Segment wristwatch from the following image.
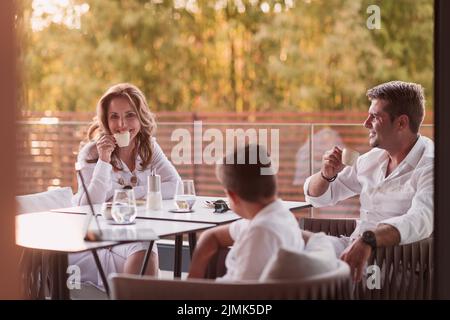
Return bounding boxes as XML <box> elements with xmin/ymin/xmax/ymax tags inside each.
<box><xmin>361</xmin><ymin>230</ymin><xmax>377</xmax><ymax>251</ymax></box>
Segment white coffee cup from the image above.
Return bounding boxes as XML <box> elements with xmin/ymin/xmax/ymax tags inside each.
<box><xmin>342</xmin><ymin>148</ymin><xmax>360</xmax><ymax>166</ymax></box>
<box><xmin>114</xmin><ymin>131</ymin><xmax>130</xmax><ymax>148</ymax></box>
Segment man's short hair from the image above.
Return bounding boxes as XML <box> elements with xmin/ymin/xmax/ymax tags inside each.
<box><xmin>216</xmin><ymin>144</ymin><xmax>277</xmax><ymax>202</ymax></box>
<box><xmin>366</xmin><ymin>81</ymin><xmax>425</xmax><ymax>134</ymax></box>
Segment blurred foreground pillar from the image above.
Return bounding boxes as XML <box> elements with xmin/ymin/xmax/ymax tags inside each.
<box><xmin>0</xmin><ymin>0</ymin><xmax>21</xmax><ymax>299</ymax></box>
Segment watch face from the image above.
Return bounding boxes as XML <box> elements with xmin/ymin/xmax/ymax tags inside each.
<box><xmin>363</xmin><ymin>231</ymin><xmax>372</xmax><ymax>240</ymax></box>
<box><xmin>363</xmin><ymin>231</ymin><xmax>376</xmax><ymax>248</ymax></box>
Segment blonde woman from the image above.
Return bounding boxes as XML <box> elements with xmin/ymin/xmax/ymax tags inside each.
<box><xmin>71</xmin><ymin>83</ymin><xmax>181</xmax><ymax>289</ymax></box>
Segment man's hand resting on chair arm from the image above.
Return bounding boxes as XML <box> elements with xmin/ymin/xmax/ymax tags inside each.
<box><xmin>340</xmin><ymin>224</ymin><xmax>401</xmax><ymax>282</ymax></box>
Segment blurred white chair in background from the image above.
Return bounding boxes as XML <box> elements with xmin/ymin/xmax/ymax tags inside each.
<box><xmin>16</xmin><ymin>187</ymin><xmax>74</xmax><ymax>214</ymax></box>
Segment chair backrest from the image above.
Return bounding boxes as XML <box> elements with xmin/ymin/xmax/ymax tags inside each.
<box><xmin>300</xmin><ymin>217</ymin><xmax>357</xmax><ymax>237</ymax></box>
<box><xmin>109</xmin><ymin>260</ymin><xmax>351</xmax><ymax>300</ymax></box>
<box><xmin>16</xmin><ymin>187</ymin><xmax>73</xmax><ymax>214</ymax></box>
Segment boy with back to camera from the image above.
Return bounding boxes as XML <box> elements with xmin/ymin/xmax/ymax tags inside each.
<box><xmin>188</xmin><ymin>144</ymin><xmax>305</xmax><ymax>281</ymax></box>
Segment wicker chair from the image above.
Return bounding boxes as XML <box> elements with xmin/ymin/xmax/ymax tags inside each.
<box><xmin>300</xmin><ymin>217</ymin><xmax>433</xmax><ymax>299</ymax></box>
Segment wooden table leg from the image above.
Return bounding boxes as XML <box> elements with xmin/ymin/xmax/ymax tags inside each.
<box><xmin>174</xmin><ymin>235</ymin><xmax>182</xmax><ymax>278</ymax></box>
<box><xmin>188</xmin><ymin>232</ymin><xmax>197</xmax><ymax>258</ymax></box>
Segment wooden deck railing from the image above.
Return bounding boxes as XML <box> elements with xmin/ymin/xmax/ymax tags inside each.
<box><xmin>17</xmin><ymin>111</ymin><xmax>434</xmax><ymax>218</ymax></box>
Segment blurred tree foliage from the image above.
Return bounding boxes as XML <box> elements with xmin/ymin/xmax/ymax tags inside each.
<box><xmin>18</xmin><ymin>0</ymin><xmax>433</xmax><ymax>113</ymax></box>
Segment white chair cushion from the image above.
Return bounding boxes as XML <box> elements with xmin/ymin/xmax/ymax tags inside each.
<box><xmin>16</xmin><ymin>187</ymin><xmax>74</xmax><ymax>214</ymax></box>
<box><xmin>259</xmin><ymin>232</ymin><xmax>339</xmax><ymax>281</ymax></box>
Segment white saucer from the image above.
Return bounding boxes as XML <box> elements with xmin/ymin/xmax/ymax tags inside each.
<box><xmin>107</xmin><ymin>221</ymin><xmax>136</xmax><ymax>225</ymax></box>
<box><xmin>169</xmin><ymin>209</ymin><xmax>194</xmax><ymax>213</ymax></box>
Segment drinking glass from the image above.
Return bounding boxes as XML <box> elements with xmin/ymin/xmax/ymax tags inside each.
<box><xmin>174</xmin><ymin>180</ymin><xmax>196</xmax><ymax>211</ymax></box>
<box><xmin>111</xmin><ymin>189</ymin><xmax>138</xmax><ymax>224</ymax></box>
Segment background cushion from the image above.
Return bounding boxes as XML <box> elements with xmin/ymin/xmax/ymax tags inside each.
<box><xmin>16</xmin><ymin>187</ymin><xmax>74</xmax><ymax>214</ymax></box>
<box><xmin>259</xmin><ymin>232</ymin><xmax>338</xmax><ymax>281</ymax></box>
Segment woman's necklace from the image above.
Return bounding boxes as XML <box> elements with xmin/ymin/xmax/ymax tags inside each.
<box><xmin>118</xmin><ymin>174</ymin><xmax>138</xmax><ymax>188</ymax></box>
<box><xmin>117</xmin><ymin>146</ymin><xmax>138</xmax><ymax>187</ymax></box>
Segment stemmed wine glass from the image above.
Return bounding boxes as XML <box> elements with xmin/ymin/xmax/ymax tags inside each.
<box><xmin>111</xmin><ymin>188</ymin><xmax>138</xmax><ymax>224</ymax></box>
<box><xmin>174</xmin><ymin>180</ymin><xmax>196</xmax><ymax>212</ymax></box>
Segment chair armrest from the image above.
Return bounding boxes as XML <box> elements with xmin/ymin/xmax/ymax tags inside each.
<box><xmin>299</xmin><ymin>218</ymin><xmax>433</xmax><ymax>299</ymax></box>
<box><xmin>357</xmin><ymin>236</ymin><xmax>433</xmax><ymax>299</ymax></box>
<box><xmin>300</xmin><ymin>218</ymin><xmax>357</xmax><ymax>237</ymax></box>
<box><xmin>205</xmin><ymin>247</ymin><xmax>230</xmax><ymax>279</ymax></box>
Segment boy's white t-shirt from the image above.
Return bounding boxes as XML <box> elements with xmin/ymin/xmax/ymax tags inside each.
<box><xmin>218</xmin><ymin>199</ymin><xmax>304</xmax><ymax>281</ymax></box>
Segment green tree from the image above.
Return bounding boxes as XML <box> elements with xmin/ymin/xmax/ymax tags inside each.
<box><xmin>19</xmin><ymin>0</ymin><xmax>433</xmax><ymax>113</ymax></box>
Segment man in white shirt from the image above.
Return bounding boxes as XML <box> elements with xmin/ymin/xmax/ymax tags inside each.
<box><xmin>189</xmin><ymin>144</ymin><xmax>304</xmax><ymax>281</ymax></box>
<box><xmin>304</xmin><ymin>81</ymin><xmax>433</xmax><ymax>282</ymax></box>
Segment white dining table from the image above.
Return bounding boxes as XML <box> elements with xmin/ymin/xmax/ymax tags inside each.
<box><xmin>16</xmin><ymin>211</ymin><xmax>214</xmax><ymax>299</ymax></box>
<box><xmin>51</xmin><ymin>196</ymin><xmax>311</xmax><ymax>225</ymax></box>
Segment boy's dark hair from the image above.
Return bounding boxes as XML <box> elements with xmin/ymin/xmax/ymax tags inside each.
<box><xmin>216</xmin><ymin>144</ymin><xmax>277</xmax><ymax>202</ymax></box>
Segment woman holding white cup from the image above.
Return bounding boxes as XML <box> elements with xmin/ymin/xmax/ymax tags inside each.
<box><xmin>72</xmin><ymin>83</ymin><xmax>181</xmax><ymax>289</ymax></box>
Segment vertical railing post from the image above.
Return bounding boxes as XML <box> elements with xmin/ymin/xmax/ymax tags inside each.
<box><xmin>192</xmin><ymin>112</ymin><xmax>199</xmax><ymax>191</ymax></box>
<box><xmin>309</xmin><ymin>124</ymin><xmax>314</xmax><ymax>177</ymax></box>
<box><xmin>309</xmin><ymin>124</ymin><xmax>314</xmax><ymax>218</ymax></box>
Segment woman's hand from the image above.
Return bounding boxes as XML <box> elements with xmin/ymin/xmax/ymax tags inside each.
<box><xmin>96</xmin><ymin>135</ymin><xmax>116</xmax><ymax>163</ymax></box>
